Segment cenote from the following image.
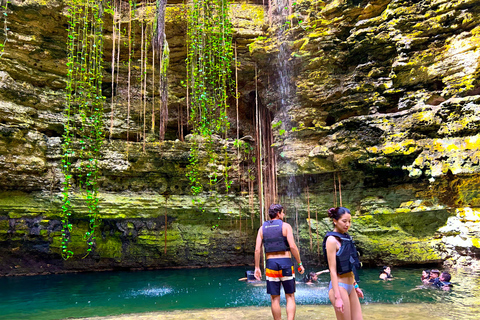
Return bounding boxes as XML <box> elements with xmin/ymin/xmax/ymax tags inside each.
<box><xmin>2</xmin><ymin>1</ymin><xmax>480</xmax><ymax>320</ymax></box>
<box><xmin>1</xmin><ymin>267</ymin><xmax>480</xmax><ymax>320</ymax></box>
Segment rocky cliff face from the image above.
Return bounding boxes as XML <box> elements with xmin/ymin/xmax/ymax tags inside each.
<box><xmin>0</xmin><ymin>0</ymin><xmax>479</xmax><ymax>276</ymax></box>
<box><xmin>253</xmin><ymin>0</ymin><xmax>480</xmax><ymax>268</ymax></box>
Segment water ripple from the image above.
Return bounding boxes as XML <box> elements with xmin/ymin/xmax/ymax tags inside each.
<box><xmin>128</xmin><ymin>286</ymin><xmax>174</xmax><ymax>298</ymax></box>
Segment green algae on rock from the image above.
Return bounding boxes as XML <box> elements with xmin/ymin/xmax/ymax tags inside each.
<box><xmin>0</xmin><ymin>0</ymin><xmax>479</xmax><ymax>275</ymax></box>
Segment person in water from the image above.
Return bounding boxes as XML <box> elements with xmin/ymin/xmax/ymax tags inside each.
<box><xmin>421</xmin><ymin>269</ymin><xmax>430</xmax><ymax>283</ymax></box>
<box><xmin>254</xmin><ymin>204</ymin><xmax>305</xmax><ymax>320</ymax></box>
<box><xmin>433</xmin><ymin>271</ymin><xmax>452</xmax><ymax>290</ymax></box>
<box><xmin>428</xmin><ymin>269</ymin><xmax>440</xmax><ymax>283</ymax></box>
<box><xmin>238</xmin><ymin>270</ymin><xmax>259</xmax><ymax>282</ymax></box>
<box><xmin>323</xmin><ymin>207</ymin><xmax>363</xmax><ymax>320</ymax></box>
<box><xmin>379</xmin><ymin>266</ymin><xmax>393</xmax><ymax>280</ymax></box>
<box><xmin>302</xmin><ymin>269</ymin><xmax>330</xmax><ymax>284</ymax></box>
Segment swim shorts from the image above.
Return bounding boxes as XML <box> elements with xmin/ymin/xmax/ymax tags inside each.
<box><xmin>265</xmin><ymin>258</ymin><xmax>295</xmax><ymax>295</ymax></box>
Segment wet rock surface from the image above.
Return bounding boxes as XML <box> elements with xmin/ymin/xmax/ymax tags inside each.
<box><xmin>0</xmin><ymin>0</ymin><xmax>479</xmax><ymax>275</ymax></box>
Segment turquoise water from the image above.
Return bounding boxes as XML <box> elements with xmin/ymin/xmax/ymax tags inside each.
<box><xmin>0</xmin><ymin>267</ymin><xmax>478</xmax><ymax>319</ymax></box>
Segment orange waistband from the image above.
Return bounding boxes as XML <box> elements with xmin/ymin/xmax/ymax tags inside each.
<box><xmin>338</xmin><ymin>271</ymin><xmax>354</xmax><ymax>278</ymax></box>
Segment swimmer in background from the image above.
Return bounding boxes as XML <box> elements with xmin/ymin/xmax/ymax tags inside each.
<box><xmin>410</xmin><ymin>269</ymin><xmax>443</xmax><ymax>292</ymax></box>
<box><xmin>239</xmin><ymin>270</ymin><xmax>259</xmax><ymax>282</ymax></box>
<box><xmin>302</xmin><ymin>269</ymin><xmax>330</xmax><ymax>285</ymax></box>
<box><xmin>433</xmin><ymin>271</ymin><xmax>452</xmax><ymax>291</ymax></box>
<box><xmin>379</xmin><ymin>266</ymin><xmax>393</xmax><ymax>280</ymax></box>
<box><xmin>421</xmin><ymin>270</ymin><xmax>430</xmax><ymax>284</ymax></box>
<box><xmin>428</xmin><ymin>269</ymin><xmax>440</xmax><ymax>283</ymax></box>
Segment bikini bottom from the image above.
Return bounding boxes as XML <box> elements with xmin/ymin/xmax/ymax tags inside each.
<box><xmin>328</xmin><ymin>281</ymin><xmax>354</xmax><ymax>295</ymax></box>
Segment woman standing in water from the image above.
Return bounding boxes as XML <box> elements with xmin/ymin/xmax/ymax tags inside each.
<box><xmin>323</xmin><ymin>207</ymin><xmax>364</xmax><ymax>320</ymax></box>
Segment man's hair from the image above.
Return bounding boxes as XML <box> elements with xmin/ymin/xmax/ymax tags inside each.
<box><xmin>441</xmin><ymin>272</ymin><xmax>451</xmax><ymax>282</ymax></box>
<box><xmin>268</xmin><ymin>204</ymin><xmax>283</xmax><ymax>219</ymax></box>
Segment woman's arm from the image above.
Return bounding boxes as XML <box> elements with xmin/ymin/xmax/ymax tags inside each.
<box><xmin>354</xmin><ymin>280</ymin><xmax>364</xmax><ymax>298</ymax></box>
<box><xmin>326</xmin><ymin>236</ymin><xmax>344</xmax><ymax>313</ymax></box>
<box><xmin>315</xmin><ymin>269</ymin><xmax>330</xmax><ymax>275</ymax></box>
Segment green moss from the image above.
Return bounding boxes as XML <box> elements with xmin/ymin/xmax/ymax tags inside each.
<box><xmin>18</xmin><ymin>0</ymin><xmax>51</xmax><ymax>5</ymax></box>
<box><xmin>50</xmin><ymin>221</ymin><xmax>91</xmax><ymax>255</ymax></box>
<box><xmin>235</xmin><ymin>3</ymin><xmax>265</xmax><ymax>25</ymax></box>
<box><xmin>0</xmin><ymin>192</ymin><xmax>47</xmax><ymax>218</ymax></box>
<box><xmin>96</xmin><ymin>237</ymin><xmax>123</xmax><ymax>260</ymax></box>
<box><xmin>165</xmin><ymin>6</ymin><xmax>187</xmax><ymax>24</ymax></box>
<box><xmin>0</xmin><ymin>220</ymin><xmax>8</xmax><ymax>241</ymax></box>
<box><xmin>0</xmin><ymin>220</ymin><xmax>9</xmax><ymax>230</ymax></box>
<box><xmin>358</xmin><ymin>233</ymin><xmax>443</xmax><ymax>263</ymax></box>
<box><xmin>371</xmin><ymin>210</ymin><xmax>451</xmax><ymax>237</ymax></box>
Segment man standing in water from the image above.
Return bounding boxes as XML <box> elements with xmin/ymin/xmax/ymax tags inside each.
<box><xmin>254</xmin><ymin>204</ymin><xmax>305</xmax><ymax>320</ymax></box>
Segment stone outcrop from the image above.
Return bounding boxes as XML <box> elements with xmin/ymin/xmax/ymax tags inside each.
<box><xmin>251</xmin><ymin>0</ymin><xmax>480</xmax><ymax>268</ymax></box>
<box><xmin>0</xmin><ymin>0</ymin><xmax>479</xmax><ymax>276</ymax></box>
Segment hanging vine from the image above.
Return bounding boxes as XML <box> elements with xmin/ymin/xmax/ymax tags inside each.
<box><xmin>62</xmin><ymin>0</ymin><xmax>107</xmax><ymax>259</ymax></box>
<box><xmin>108</xmin><ymin>0</ymin><xmax>119</xmax><ymax>139</ymax></box>
<box><xmin>186</xmin><ymin>0</ymin><xmax>233</xmax><ymax>199</ymax></box>
<box><xmin>306</xmin><ymin>184</ymin><xmax>312</xmax><ymax>251</ymax></box>
<box><xmin>59</xmin><ymin>0</ymin><xmax>175</xmax><ymax>258</ymax></box>
<box><xmin>0</xmin><ymin>0</ymin><xmax>9</xmax><ymax>58</ymax></box>
<box><xmin>126</xmin><ymin>0</ymin><xmax>135</xmax><ymax>151</ymax></box>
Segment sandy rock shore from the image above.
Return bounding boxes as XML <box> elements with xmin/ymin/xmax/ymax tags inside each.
<box><xmin>73</xmin><ymin>303</ymin><xmax>464</xmax><ymax>320</ymax></box>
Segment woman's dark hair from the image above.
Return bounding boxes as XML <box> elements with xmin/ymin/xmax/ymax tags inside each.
<box><xmin>327</xmin><ymin>207</ymin><xmax>351</xmax><ymax>220</ymax></box>
<box><xmin>268</xmin><ymin>204</ymin><xmax>284</xmax><ymax>219</ymax></box>
<box><xmin>304</xmin><ymin>272</ymin><xmax>316</xmax><ymax>283</ymax></box>
<box><xmin>380</xmin><ymin>266</ymin><xmax>389</xmax><ymax>274</ymax></box>
<box><xmin>421</xmin><ymin>269</ymin><xmax>430</xmax><ymax>280</ymax></box>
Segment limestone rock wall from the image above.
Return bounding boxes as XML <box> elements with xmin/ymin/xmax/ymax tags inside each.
<box><xmin>252</xmin><ymin>0</ymin><xmax>480</xmax><ymax>268</ymax></box>
<box><xmin>0</xmin><ymin>0</ymin><xmax>263</xmax><ymax>276</ymax></box>
<box><xmin>0</xmin><ymin>0</ymin><xmax>479</xmax><ymax>276</ymax></box>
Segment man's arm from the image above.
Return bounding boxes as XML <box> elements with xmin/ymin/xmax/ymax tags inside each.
<box><xmin>254</xmin><ymin>227</ymin><xmax>263</xmax><ymax>280</ymax></box>
<box><xmin>284</xmin><ymin>223</ymin><xmax>305</xmax><ymax>274</ymax></box>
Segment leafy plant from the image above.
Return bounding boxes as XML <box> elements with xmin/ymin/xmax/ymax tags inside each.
<box><xmin>272</xmin><ymin>120</ymin><xmax>283</xmax><ymax>129</ymax></box>
<box><xmin>0</xmin><ymin>0</ymin><xmax>10</xmax><ymax>58</ymax></box>
<box><xmin>62</xmin><ymin>0</ymin><xmax>106</xmax><ymax>259</ymax></box>
<box><xmin>186</xmin><ymin>0</ymin><xmax>234</xmax><ymax>198</ymax></box>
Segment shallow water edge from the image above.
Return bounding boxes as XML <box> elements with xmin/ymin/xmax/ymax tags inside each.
<box><xmin>76</xmin><ymin>303</ymin><xmax>480</xmax><ymax>320</ymax></box>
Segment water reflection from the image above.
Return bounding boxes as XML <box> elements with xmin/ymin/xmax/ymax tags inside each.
<box><xmin>0</xmin><ymin>267</ymin><xmax>478</xmax><ymax>320</ymax></box>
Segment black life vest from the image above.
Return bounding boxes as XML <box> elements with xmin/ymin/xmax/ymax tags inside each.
<box><xmin>262</xmin><ymin>219</ymin><xmax>290</xmax><ymax>253</ymax></box>
<box><xmin>322</xmin><ymin>231</ymin><xmax>361</xmax><ymax>280</ymax></box>
<box><xmin>433</xmin><ymin>278</ymin><xmax>451</xmax><ymax>287</ymax></box>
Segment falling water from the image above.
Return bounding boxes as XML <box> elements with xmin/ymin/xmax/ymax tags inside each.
<box><xmin>269</xmin><ymin>0</ymin><xmax>293</xmax><ymax>112</ymax></box>
<box><xmin>267</xmin><ymin>1</ymin><xmax>303</xmax><ymax>239</ymax></box>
